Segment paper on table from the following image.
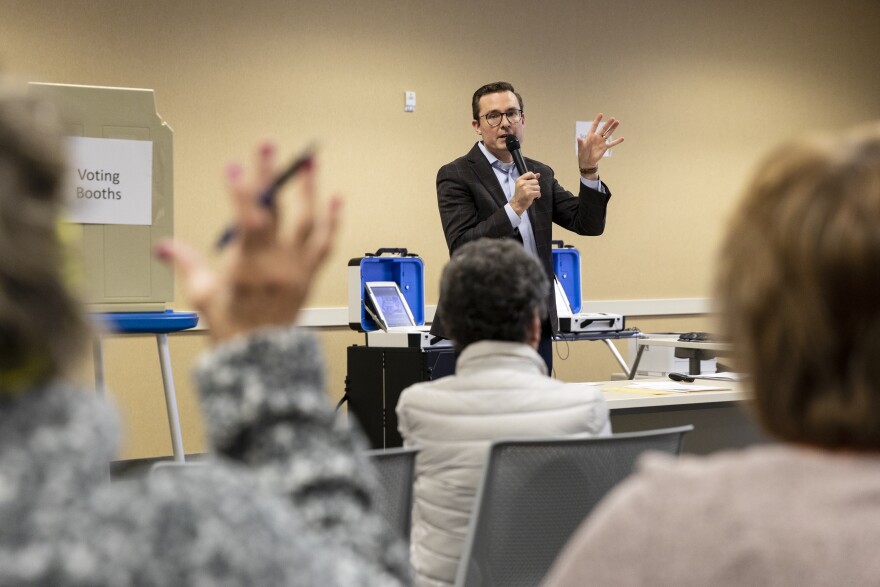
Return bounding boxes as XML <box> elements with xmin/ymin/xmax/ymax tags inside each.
<box><xmin>692</xmin><ymin>372</ymin><xmax>742</xmax><ymax>381</ymax></box>
<box><xmin>602</xmin><ymin>387</ymin><xmax>686</xmax><ymax>396</ymax></box>
<box><xmin>629</xmin><ymin>382</ymin><xmax>730</xmax><ymax>393</ymax></box>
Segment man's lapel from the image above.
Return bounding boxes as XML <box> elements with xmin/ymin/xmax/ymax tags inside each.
<box><xmin>466</xmin><ymin>143</ymin><xmax>508</xmax><ymax>208</ymax></box>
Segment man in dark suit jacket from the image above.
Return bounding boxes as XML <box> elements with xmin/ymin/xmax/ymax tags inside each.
<box><xmin>431</xmin><ymin>81</ymin><xmax>624</xmax><ymax>372</ymax></box>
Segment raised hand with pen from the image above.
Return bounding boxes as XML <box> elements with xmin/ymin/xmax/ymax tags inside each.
<box><xmin>155</xmin><ymin>142</ymin><xmax>341</xmax><ymax>341</ymax></box>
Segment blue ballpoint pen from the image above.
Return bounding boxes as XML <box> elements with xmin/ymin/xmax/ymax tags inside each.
<box><xmin>215</xmin><ymin>143</ymin><xmax>317</xmax><ymax>249</ymax></box>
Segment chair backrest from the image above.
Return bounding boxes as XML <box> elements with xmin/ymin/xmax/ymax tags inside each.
<box><xmin>364</xmin><ymin>446</ymin><xmax>419</xmax><ymax>541</ymax></box>
<box><xmin>454</xmin><ymin>426</ymin><xmax>693</xmax><ymax>587</ymax></box>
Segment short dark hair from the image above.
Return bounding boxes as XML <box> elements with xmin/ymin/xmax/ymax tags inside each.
<box><xmin>715</xmin><ymin>123</ymin><xmax>880</xmax><ymax>450</ymax></box>
<box><xmin>438</xmin><ymin>238</ymin><xmax>547</xmax><ymax>350</ymax></box>
<box><xmin>472</xmin><ymin>82</ymin><xmax>524</xmax><ymax>121</ymax></box>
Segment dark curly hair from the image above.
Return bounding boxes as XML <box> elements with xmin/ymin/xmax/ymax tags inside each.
<box><xmin>438</xmin><ymin>238</ymin><xmax>547</xmax><ymax>350</ymax></box>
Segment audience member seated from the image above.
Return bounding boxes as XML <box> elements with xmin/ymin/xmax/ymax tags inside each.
<box><xmin>396</xmin><ymin>238</ymin><xmax>611</xmax><ymax>587</ymax></box>
<box><xmin>0</xmin><ymin>83</ymin><xmax>409</xmax><ymax>585</ymax></box>
<box><xmin>544</xmin><ymin>123</ymin><xmax>880</xmax><ymax>586</ymax></box>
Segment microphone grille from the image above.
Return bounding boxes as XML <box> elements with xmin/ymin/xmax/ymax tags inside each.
<box><xmin>505</xmin><ymin>135</ymin><xmax>521</xmax><ymax>152</ymax></box>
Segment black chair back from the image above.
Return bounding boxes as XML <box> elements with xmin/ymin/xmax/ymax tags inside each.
<box><xmin>455</xmin><ymin>426</ymin><xmax>693</xmax><ymax>587</ymax></box>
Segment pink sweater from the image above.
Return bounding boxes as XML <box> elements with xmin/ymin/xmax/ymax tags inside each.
<box><xmin>545</xmin><ymin>444</ymin><xmax>880</xmax><ymax>586</ymax></box>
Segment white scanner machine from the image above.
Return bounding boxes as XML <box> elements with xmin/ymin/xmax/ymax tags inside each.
<box><xmin>552</xmin><ymin>242</ymin><xmax>624</xmax><ymax>334</ymax></box>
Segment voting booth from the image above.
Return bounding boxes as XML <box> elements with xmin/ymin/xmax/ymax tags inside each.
<box><xmin>30</xmin><ymin>83</ymin><xmax>196</xmax><ymax>461</ymax></box>
<box><xmin>30</xmin><ymin>82</ymin><xmax>174</xmax><ymax>310</ymax></box>
<box><xmin>346</xmin><ymin>248</ymin><xmax>454</xmax><ymax>448</ymax></box>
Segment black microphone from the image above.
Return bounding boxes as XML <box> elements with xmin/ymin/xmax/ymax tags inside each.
<box><xmin>505</xmin><ymin>135</ymin><xmax>528</xmax><ymax>175</ymax></box>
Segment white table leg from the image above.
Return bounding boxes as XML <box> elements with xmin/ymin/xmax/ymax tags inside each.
<box><xmin>601</xmin><ymin>338</ymin><xmax>631</xmax><ymax>374</ymax></box>
<box><xmin>93</xmin><ymin>339</ymin><xmax>105</xmax><ymax>396</ymax></box>
<box><xmin>156</xmin><ymin>333</ymin><xmax>185</xmax><ymax>463</ymax></box>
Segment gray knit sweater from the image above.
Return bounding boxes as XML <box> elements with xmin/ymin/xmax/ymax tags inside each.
<box><xmin>0</xmin><ymin>327</ymin><xmax>410</xmax><ymax>586</ymax></box>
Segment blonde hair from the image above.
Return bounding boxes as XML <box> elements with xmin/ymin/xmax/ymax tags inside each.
<box><xmin>715</xmin><ymin>123</ymin><xmax>880</xmax><ymax>449</ymax></box>
<box><xmin>0</xmin><ymin>85</ymin><xmax>89</xmax><ymax>391</ymax></box>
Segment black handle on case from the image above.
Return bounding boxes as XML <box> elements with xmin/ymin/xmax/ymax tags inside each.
<box><xmin>551</xmin><ymin>240</ymin><xmax>574</xmax><ymax>249</ymax></box>
<box><xmin>367</xmin><ymin>247</ymin><xmax>417</xmax><ymax>257</ymax></box>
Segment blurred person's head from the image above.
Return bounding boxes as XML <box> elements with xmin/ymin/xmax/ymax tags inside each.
<box><xmin>439</xmin><ymin>238</ymin><xmax>547</xmax><ymax>351</ymax></box>
<box><xmin>0</xmin><ymin>85</ymin><xmax>88</xmax><ymax>392</ymax></box>
<box><xmin>715</xmin><ymin>123</ymin><xmax>880</xmax><ymax>451</ymax></box>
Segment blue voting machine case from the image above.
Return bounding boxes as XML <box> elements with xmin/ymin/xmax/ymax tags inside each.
<box><xmin>346</xmin><ymin>247</ymin><xmax>455</xmax><ymax>448</ymax></box>
<box><xmin>552</xmin><ymin>241</ymin><xmax>582</xmax><ymax>313</ymax></box>
<box><xmin>347</xmin><ymin>247</ymin><xmax>426</xmax><ymax>332</ymax></box>
<box><xmin>551</xmin><ymin>240</ymin><xmax>625</xmax><ymax>333</ymax></box>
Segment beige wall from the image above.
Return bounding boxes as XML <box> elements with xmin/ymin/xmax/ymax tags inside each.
<box><xmin>4</xmin><ymin>0</ymin><xmax>879</xmax><ymax>459</ymax></box>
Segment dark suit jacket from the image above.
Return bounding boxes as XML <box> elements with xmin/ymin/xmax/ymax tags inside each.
<box><xmin>431</xmin><ymin>142</ymin><xmax>611</xmax><ymax>339</ymax></box>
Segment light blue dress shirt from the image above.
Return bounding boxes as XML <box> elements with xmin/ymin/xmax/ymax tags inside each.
<box><xmin>477</xmin><ymin>141</ymin><xmax>603</xmax><ymax>259</ymax></box>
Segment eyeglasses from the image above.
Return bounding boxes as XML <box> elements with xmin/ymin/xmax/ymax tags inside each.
<box><xmin>480</xmin><ymin>109</ymin><xmax>523</xmax><ymax>127</ymax></box>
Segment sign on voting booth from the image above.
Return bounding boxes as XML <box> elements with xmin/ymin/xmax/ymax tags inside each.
<box><xmin>65</xmin><ymin>136</ymin><xmax>153</xmax><ymax>226</ymax></box>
